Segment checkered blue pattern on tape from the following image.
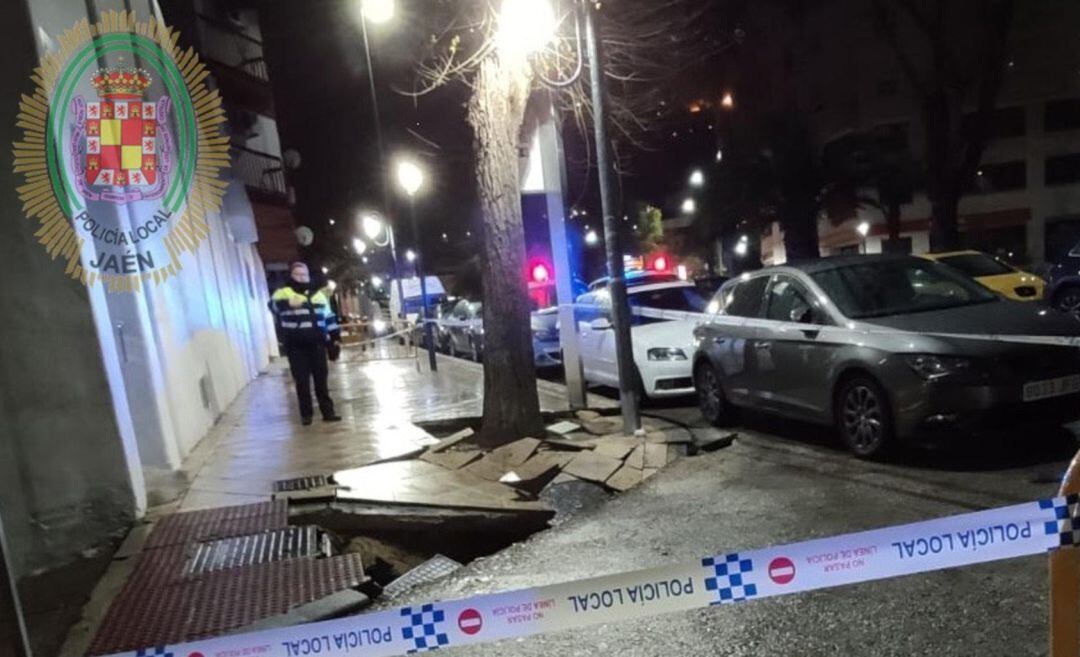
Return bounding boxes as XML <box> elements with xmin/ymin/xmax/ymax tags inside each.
<box><xmin>702</xmin><ymin>553</ymin><xmax>757</xmax><ymax>605</ymax></box>
<box><xmin>401</xmin><ymin>603</ymin><xmax>449</xmax><ymax>653</ymax></box>
<box><xmin>1040</xmin><ymin>494</ymin><xmax>1080</xmax><ymax>548</ymax></box>
<box><xmin>136</xmin><ymin>648</ymin><xmax>172</xmax><ymax>657</ymax></box>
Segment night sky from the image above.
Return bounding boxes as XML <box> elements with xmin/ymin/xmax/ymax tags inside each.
<box><xmin>257</xmin><ymin>0</ymin><xmax>736</xmax><ymax>285</ymax></box>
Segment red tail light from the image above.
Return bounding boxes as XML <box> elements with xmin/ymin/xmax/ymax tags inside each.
<box><xmin>531</xmin><ymin>263</ymin><xmax>550</xmax><ymax>283</ymax></box>
<box><xmin>651</xmin><ymin>255</ymin><xmax>669</xmax><ymax>271</ymax></box>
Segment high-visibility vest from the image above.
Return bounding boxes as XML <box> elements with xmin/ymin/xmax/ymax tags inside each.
<box><xmin>270</xmin><ymin>286</ymin><xmax>340</xmax><ymax>343</ymax></box>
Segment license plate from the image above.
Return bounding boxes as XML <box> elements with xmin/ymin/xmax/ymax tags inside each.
<box><xmin>1023</xmin><ymin>375</ymin><xmax>1080</xmax><ymax>402</ymax></box>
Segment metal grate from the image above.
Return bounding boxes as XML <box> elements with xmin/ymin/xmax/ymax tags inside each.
<box><xmin>382</xmin><ymin>555</ymin><xmax>462</xmax><ymax>598</ymax></box>
<box><xmin>273</xmin><ymin>475</ymin><xmax>330</xmax><ymax>492</ymax></box>
<box><xmin>183</xmin><ymin>526</ymin><xmax>325</xmax><ymax>576</ymax></box>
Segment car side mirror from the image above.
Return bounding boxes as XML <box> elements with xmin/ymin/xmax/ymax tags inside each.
<box><xmin>589</xmin><ymin>317</ymin><xmax>613</xmax><ymax>330</ymax></box>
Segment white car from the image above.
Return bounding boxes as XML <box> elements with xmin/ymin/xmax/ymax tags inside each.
<box><xmin>574</xmin><ymin>280</ymin><xmax>707</xmax><ymax>398</ymax></box>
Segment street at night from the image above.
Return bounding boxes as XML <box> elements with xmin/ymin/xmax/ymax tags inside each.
<box><xmin>4</xmin><ymin>0</ymin><xmax>1080</xmax><ymax>656</ymax></box>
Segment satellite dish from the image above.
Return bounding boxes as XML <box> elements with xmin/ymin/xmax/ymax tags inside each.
<box><xmin>295</xmin><ymin>226</ymin><xmax>314</xmax><ymax>246</ymax></box>
<box><xmin>284</xmin><ymin>148</ymin><xmax>302</xmax><ymax>170</ymax></box>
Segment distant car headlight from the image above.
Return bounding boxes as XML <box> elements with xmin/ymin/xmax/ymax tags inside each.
<box><xmin>372</xmin><ymin>319</ymin><xmax>387</xmax><ymax>333</ymax></box>
<box><xmin>706</xmin><ymin>300</ymin><xmax>721</xmax><ymax>314</ymax></box>
<box><xmin>648</xmin><ymin>347</ymin><xmax>688</xmax><ymax>361</ymax></box>
<box><xmin>905</xmin><ymin>354</ymin><xmax>971</xmax><ymax>380</ymax></box>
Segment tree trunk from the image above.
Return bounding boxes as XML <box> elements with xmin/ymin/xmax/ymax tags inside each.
<box><xmin>886</xmin><ymin>203</ymin><xmax>901</xmax><ymax>242</ymax></box>
<box><xmin>780</xmin><ymin>199</ymin><xmax>821</xmax><ymax>262</ymax></box>
<box><xmin>466</xmin><ymin>54</ymin><xmax>545</xmax><ymax>448</ymax></box>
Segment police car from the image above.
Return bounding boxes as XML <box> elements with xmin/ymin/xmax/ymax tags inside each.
<box><xmin>574</xmin><ymin>271</ymin><xmax>708</xmax><ymax>398</ymax></box>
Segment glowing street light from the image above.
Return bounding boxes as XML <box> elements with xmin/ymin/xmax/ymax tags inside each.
<box><xmin>497</xmin><ymin>0</ymin><xmax>556</xmax><ymax>56</ymax></box>
<box><xmin>681</xmin><ymin>198</ymin><xmax>697</xmax><ymax>215</ymax></box>
<box><xmin>321</xmin><ymin>266</ymin><xmax>329</xmax><ymax>274</ymax></box>
<box><xmin>689</xmin><ymin>169</ymin><xmax>705</xmax><ymax>187</ymax></box>
<box><xmin>405</xmin><ymin>249</ymin><xmax>417</xmax><ymax>263</ymax></box>
<box><xmin>352</xmin><ymin>237</ymin><xmax>368</xmax><ymax>255</ymax></box>
<box><xmin>721</xmin><ymin>91</ymin><xmax>735</xmax><ymax>109</ymax></box>
<box><xmin>371</xmin><ymin>275</ymin><xmax>384</xmax><ymax>288</ymax></box>
<box><xmin>715</xmin><ymin>148</ymin><xmax>723</xmax><ymax>163</ymax></box>
<box><xmin>362</xmin><ymin>213</ymin><xmax>384</xmax><ymax>240</ymax></box>
<box><xmin>360</xmin><ymin>0</ymin><xmax>394</xmax><ymax>24</ymax></box>
<box><xmin>585</xmin><ymin>229</ymin><xmax>599</xmax><ymax>246</ymax></box>
<box><xmin>856</xmin><ymin>221</ymin><xmax>871</xmax><ymax>254</ymax></box>
<box><xmin>362</xmin><ymin>256</ymin><xmax>369</xmax><ymax>264</ymax></box>
<box><xmin>396</xmin><ymin>159</ymin><xmax>424</xmax><ymax>197</ymax></box>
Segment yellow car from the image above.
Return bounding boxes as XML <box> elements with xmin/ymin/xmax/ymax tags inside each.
<box><xmin>922</xmin><ymin>250</ymin><xmax>1045</xmax><ymax>301</ymax></box>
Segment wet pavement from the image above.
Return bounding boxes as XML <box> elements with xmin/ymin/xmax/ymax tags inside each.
<box><xmin>167</xmin><ymin>353</ymin><xmax>614</xmax><ymax>512</ymax></box>
<box><xmin>374</xmin><ymin>369</ymin><xmax>1079</xmax><ymax>656</ymax></box>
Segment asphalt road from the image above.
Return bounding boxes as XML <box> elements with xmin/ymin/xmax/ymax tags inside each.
<box><xmin>391</xmin><ymin>357</ymin><xmax>1079</xmax><ymax>655</ymax></box>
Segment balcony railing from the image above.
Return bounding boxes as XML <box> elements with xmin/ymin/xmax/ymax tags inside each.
<box><xmin>196</xmin><ymin>14</ymin><xmax>269</xmax><ymax>82</ymax></box>
<box><xmin>231</xmin><ymin>144</ymin><xmax>286</xmax><ymax>199</ymax></box>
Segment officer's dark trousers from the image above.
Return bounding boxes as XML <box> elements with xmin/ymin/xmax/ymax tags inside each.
<box><xmin>285</xmin><ymin>341</ymin><xmax>335</xmax><ymax>419</ymax></box>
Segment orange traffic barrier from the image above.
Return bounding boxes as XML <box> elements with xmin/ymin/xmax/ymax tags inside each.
<box><xmin>1051</xmin><ymin>449</ymin><xmax>1080</xmax><ymax>657</ymax></box>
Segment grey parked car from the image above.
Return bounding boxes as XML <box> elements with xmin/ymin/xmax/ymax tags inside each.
<box><xmin>692</xmin><ymin>255</ymin><xmax>1080</xmax><ymax>458</ymax></box>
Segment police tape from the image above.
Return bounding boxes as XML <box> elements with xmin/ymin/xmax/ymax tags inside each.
<box><xmin>598</xmin><ymin>305</ymin><xmax>1080</xmax><ymax>348</ymax></box>
<box><xmin>105</xmin><ymin>495</ymin><xmax>1080</xmax><ymax>657</ymax></box>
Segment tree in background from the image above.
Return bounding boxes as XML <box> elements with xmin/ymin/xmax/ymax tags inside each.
<box><xmin>634</xmin><ymin>204</ymin><xmax>665</xmax><ymax>256</ymax></box>
<box><xmin>410</xmin><ymin>0</ymin><xmax>730</xmax><ymax>447</ymax></box>
<box><xmin>872</xmin><ymin>0</ymin><xmax>1015</xmax><ymax>250</ymax></box>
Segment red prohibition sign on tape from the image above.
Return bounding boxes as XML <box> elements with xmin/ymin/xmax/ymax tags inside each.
<box><xmin>458</xmin><ymin>608</ymin><xmax>483</xmax><ymax>635</ymax></box>
<box><xmin>768</xmin><ymin>557</ymin><xmax>796</xmax><ymax>585</ymax></box>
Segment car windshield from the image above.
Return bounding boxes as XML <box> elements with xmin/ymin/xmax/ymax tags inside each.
<box><xmin>811</xmin><ymin>258</ymin><xmax>997</xmax><ymax>319</ymax></box>
<box><xmin>937</xmin><ymin>253</ymin><xmax>1014</xmax><ymax>277</ymax></box>
<box><xmin>627</xmin><ymin>286</ymin><xmax>707</xmax><ymax>312</ymax></box>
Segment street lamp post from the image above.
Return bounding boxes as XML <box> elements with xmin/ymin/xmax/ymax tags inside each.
<box><xmin>584</xmin><ymin>1</ymin><xmax>640</xmax><ymax>435</ymax></box>
<box><xmin>397</xmin><ymin>159</ymin><xmax>437</xmax><ymax>372</ymax></box>
<box><xmin>362</xmin><ymin>213</ymin><xmax>406</xmax><ymax>323</ymax></box>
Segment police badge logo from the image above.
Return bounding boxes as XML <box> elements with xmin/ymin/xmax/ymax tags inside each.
<box><xmin>12</xmin><ymin>11</ymin><xmax>229</xmax><ymax>292</ymax></box>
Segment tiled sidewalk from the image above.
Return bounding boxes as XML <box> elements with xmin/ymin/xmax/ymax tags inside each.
<box><xmin>169</xmin><ymin>353</ymin><xmax>612</xmax><ymax>512</ymax></box>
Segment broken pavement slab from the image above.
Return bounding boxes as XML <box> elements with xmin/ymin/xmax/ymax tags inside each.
<box><xmin>605</xmin><ymin>465</ymin><xmax>644</xmax><ymax>492</ymax></box>
<box><xmin>643</xmin><ymin>443</ymin><xmax>669</xmax><ymax>469</ymax></box>
<box><xmin>574</xmin><ymin>410</ymin><xmax>601</xmax><ymax>422</ymax></box>
<box><xmin>420</xmin><ymin>449</ymin><xmax>482</xmax><ymax>470</ymax></box>
<box><xmin>581</xmin><ymin>416</ymin><xmax>625</xmax><ymax>436</ymax></box>
<box><xmin>592</xmin><ymin>440</ymin><xmax>637</xmax><ymax>461</ymax></box>
<box><xmin>562</xmin><ymin>451</ymin><xmax>623</xmax><ymax>484</ymax></box>
<box><xmin>487</xmin><ymin>437</ymin><xmax>541</xmax><ymax>467</ymax></box>
<box><xmin>626</xmin><ymin>444</ymin><xmax>646</xmax><ymax>470</ymax></box>
<box><xmin>644</xmin><ymin>429</ymin><xmax>693</xmax><ymax>444</ymax></box>
<box><xmin>427</xmin><ymin>428</ymin><xmax>476</xmax><ymax>454</ymax></box>
<box><xmin>227</xmin><ymin>590</ymin><xmax>371</xmax><ymax>634</ymax></box>
<box><xmin>546</xmin><ymin>420</ymin><xmax>581</xmax><ymax>436</ymax></box>
<box><xmin>513</xmin><ymin>452</ymin><xmax>574</xmax><ymax>481</ymax></box>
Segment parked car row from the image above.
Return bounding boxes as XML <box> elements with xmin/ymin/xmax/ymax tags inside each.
<box><xmin>693</xmin><ymin>254</ymin><xmax>1080</xmax><ymax>458</ymax></box>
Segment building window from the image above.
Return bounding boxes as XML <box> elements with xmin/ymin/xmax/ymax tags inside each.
<box><xmin>970</xmin><ymin>160</ymin><xmax>1026</xmax><ymax>193</ymax></box>
<box><xmin>1045</xmin><ymin>98</ymin><xmax>1080</xmax><ymax>132</ymax></box>
<box><xmin>963</xmin><ymin>106</ymin><xmax>1025</xmax><ymax>140</ymax></box>
<box><xmin>1046</xmin><ymin>153</ymin><xmax>1080</xmax><ymax>186</ymax></box>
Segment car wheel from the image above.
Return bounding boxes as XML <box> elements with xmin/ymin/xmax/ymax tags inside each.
<box><xmin>694</xmin><ymin>361</ymin><xmax>731</xmax><ymax>426</ymax></box>
<box><xmin>836</xmin><ymin>375</ymin><xmax>895</xmax><ymax>459</ymax></box>
<box><xmin>1056</xmin><ymin>285</ymin><xmax>1080</xmax><ymax>315</ymax></box>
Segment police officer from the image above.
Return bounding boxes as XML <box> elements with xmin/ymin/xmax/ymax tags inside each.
<box><xmin>270</xmin><ymin>262</ymin><xmax>342</xmax><ymax>425</ymax></box>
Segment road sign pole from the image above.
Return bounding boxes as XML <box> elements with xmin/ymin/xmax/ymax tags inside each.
<box><xmin>584</xmin><ymin>1</ymin><xmax>640</xmax><ymax>434</ymax></box>
<box><xmin>537</xmin><ymin>95</ymin><xmax>586</xmax><ymax>409</ymax></box>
